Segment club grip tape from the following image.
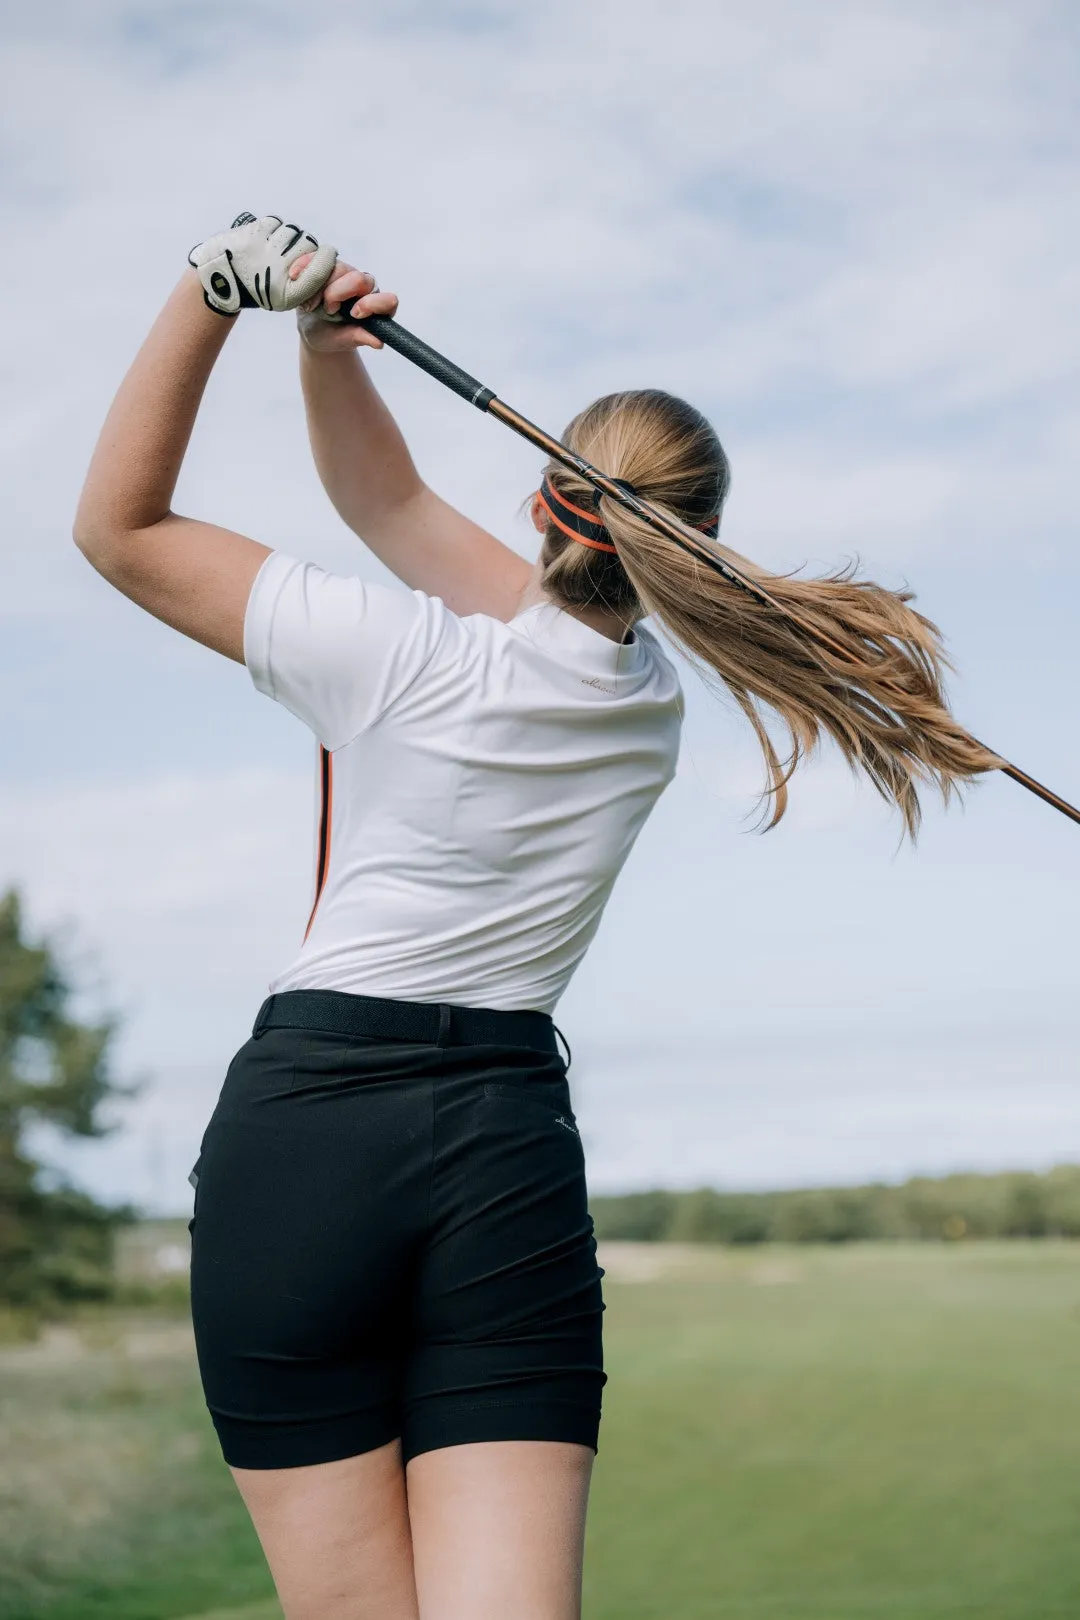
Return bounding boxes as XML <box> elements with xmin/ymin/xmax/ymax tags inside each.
<box><xmin>338</xmin><ymin>311</ymin><xmax>494</xmax><ymax>410</ymax></box>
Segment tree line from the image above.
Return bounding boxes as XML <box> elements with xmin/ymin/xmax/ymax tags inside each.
<box><xmin>590</xmin><ymin>1167</ymin><xmax>1080</xmax><ymax>1245</ymax></box>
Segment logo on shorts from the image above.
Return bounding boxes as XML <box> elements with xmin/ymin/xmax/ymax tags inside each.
<box><xmin>555</xmin><ymin>1114</ymin><xmax>579</xmax><ymax>1137</ymax></box>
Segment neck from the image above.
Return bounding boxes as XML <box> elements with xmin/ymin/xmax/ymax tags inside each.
<box><xmin>568</xmin><ymin>602</ymin><xmax>636</xmax><ymax>643</ymax></box>
<box><xmin>515</xmin><ymin>572</ymin><xmax>637</xmax><ymax>644</ymax></box>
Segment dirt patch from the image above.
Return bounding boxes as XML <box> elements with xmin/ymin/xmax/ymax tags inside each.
<box><xmin>0</xmin><ymin>1316</ymin><xmax>194</xmax><ymax>1372</ymax></box>
<box><xmin>596</xmin><ymin>1241</ymin><xmax>718</xmax><ymax>1282</ymax></box>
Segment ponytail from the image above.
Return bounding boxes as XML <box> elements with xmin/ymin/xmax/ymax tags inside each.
<box><xmin>539</xmin><ymin>389</ymin><xmax>999</xmax><ymax>837</ymax></box>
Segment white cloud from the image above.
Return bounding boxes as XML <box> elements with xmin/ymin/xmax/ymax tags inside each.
<box><xmin>4</xmin><ymin>0</ymin><xmax>1080</xmax><ymax>623</ymax></box>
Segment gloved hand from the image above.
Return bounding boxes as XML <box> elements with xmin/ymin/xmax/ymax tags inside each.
<box><xmin>188</xmin><ymin>213</ymin><xmax>337</xmax><ymax>316</ymax></box>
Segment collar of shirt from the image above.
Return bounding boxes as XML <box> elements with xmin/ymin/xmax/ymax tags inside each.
<box><xmin>507</xmin><ymin>602</ymin><xmax>646</xmax><ymax>684</ymax></box>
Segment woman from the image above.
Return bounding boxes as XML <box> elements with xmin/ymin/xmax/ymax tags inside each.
<box><xmin>74</xmin><ymin>214</ymin><xmax>996</xmax><ymax>1620</ymax></box>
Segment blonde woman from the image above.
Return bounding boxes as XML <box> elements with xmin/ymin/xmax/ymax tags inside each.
<box><xmin>74</xmin><ymin>214</ymin><xmax>994</xmax><ymax>1620</ymax></box>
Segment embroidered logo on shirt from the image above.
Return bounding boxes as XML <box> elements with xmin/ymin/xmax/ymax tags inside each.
<box><xmin>581</xmin><ymin>677</ymin><xmax>617</xmax><ymax>695</ymax></box>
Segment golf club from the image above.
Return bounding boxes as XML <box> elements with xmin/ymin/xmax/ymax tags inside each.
<box><xmin>339</xmin><ymin>307</ymin><xmax>1080</xmax><ymax>829</ymax></box>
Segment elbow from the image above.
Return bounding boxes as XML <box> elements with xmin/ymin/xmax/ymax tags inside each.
<box><xmin>72</xmin><ymin>529</ymin><xmax>117</xmax><ymax>577</ymax></box>
<box><xmin>72</xmin><ymin>502</ymin><xmax>137</xmax><ymax>572</ymax></box>
<box><xmin>72</xmin><ymin>518</ymin><xmax>133</xmax><ymax>584</ymax></box>
<box><xmin>72</xmin><ymin>496</ymin><xmax>109</xmax><ymax>563</ymax></box>
<box><xmin>72</xmin><ymin>517</ymin><xmax>99</xmax><ymax>561</ymax></box>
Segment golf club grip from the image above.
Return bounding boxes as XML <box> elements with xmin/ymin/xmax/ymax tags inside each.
<box><xmin>338</xmin><ymin>311</ymin><xmax>495</xmax><ymax>410</ymax></box>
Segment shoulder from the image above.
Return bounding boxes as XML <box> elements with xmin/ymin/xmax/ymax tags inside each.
<box><xmin>246</xmin><ymin>552</ymin><xmax>452</xmax><ymax>662</ymax></box>
<box><xmin>243</xmin><ymin>552</ymin><xmax>469</xmax><ymax>749</ymax></box>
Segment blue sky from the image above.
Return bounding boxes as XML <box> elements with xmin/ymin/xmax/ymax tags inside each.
<box><xmin>2</xmin><ymin>0</ymin><xmax>1078</xmax><ymax>1210</ymax></box>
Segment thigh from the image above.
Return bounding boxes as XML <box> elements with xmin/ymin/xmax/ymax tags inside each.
<box><xmin>407</xmin><ymin>1439</ymin><xmax>594</xmax><ymax>1620</ymax></box>
<box><xmin>233</xmin><ymin>1438</ymin><xmax>419</xmax><ymax>1620</ymax></box>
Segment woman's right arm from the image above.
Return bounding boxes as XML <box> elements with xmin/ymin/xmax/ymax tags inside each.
<box><xmin>297</xmin><ymin>262</ymin><xmax>532</xmax><ymax>620</ymax></box>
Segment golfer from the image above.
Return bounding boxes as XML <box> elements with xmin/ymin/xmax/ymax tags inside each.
<box><xmin>74</xmin><ymin>214</ymin><xmax>993</xmax><ymax>1620</ymax></box>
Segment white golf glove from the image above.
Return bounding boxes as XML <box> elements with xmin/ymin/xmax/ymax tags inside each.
<box><xmin>188</xmin><ymin>212</ymin><xmax>337</xmax><ymax>316</ymax></box>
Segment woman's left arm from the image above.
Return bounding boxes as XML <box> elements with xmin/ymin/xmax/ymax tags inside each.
<box><xmin>74</xmin><ymin>270</ymin><xmax>270</xmax><ymax>663</ymax></box>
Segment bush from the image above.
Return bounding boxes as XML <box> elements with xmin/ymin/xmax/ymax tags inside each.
<box><xmin>771</xmin><ymin>1187</ymin><xmax>884</xmax><ymax>1245</ymax></box>
<box><xmin>667</xmin><ymin>1189</ymin><xmax>771</xmax><ymax>1245</ymax></box>
<box><xmin>590</xmin><ymin>1190</ymin><xmax>676</xmax><ymax>1242</ymax></box>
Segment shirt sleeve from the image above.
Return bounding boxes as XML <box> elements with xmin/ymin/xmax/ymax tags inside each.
<box><xmin>243</xmin><ymin>551</ymin><xmax>446</xmax><ymax>750</ymax></box>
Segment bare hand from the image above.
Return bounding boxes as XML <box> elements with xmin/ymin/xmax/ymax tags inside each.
<box><xmin>291</xmin><ymin>255</ymin><xmax>399</xmax><ymax>353</ymax></box>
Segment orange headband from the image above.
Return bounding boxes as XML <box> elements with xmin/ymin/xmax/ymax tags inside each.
<box><xmin>537</xmin><ymin>478</ymin><xmax>619</xmax><ymax>553</ymax></box>
<box><xmin>538</xmin><ymin>475</ymin><xmax>719</xmax><ymax>555</ymax></box>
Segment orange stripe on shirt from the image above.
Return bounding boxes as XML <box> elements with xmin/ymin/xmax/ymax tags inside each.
<box><xmin>303</xmin><ymin>746</ymin><xmax>333</xmax><ymax>942</ymax></box>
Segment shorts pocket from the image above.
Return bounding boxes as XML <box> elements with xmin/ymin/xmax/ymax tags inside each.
<box><xmin>482</xmin><ymin>1079</ymin><xmax>580</xmax><ymax>1138</ymax></box>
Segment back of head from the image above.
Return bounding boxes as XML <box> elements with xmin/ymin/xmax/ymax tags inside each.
<box><xmin>538</xmin><ymin>390</ymin><xmax>998</xmax><ymax>836</ymax></box>
<box><xmin>540</xmin><ymin>389</ymin><xmax>729</xmax><ymax>620</ymax></box>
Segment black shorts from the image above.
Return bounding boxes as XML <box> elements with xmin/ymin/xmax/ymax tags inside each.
<box><xmin>188</xmin><ymin>991</ymin><xmax>606</xmax><ymax>1470</ymax></box>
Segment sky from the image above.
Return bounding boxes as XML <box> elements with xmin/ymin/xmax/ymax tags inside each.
<box><xmin>2</xmin><ymin>0</ymin><xmax>1078</xmax><ymax>1211</ymax></box>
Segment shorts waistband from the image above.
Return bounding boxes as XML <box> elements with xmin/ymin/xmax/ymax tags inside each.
<box><xmin>252</xmin><ymin>989</ymin><xmax>560</xmax><ymax>1055</ymax></box>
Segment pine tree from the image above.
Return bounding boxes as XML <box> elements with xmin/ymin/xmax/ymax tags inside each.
<box><xmin>0</xmin><ymin>889</ymin><xmax>131</xmax><ymax>1306</ymax></box>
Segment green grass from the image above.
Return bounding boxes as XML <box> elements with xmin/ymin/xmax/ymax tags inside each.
<box><xmin>0</xmin><ymin>1315</ymin><xmax>274</xmax><ymax>1620</ymax></box>
<box><xmin>3</xmin><ymin>1244</ymin><xmax>1080</xmax><ymax>1619</ymax></box>
<box><xmin>583</xmin><ymin>1243</ymin><xmax>1080</xmax><ymax>1618</ymax></box>
<box><xmin>172</xmin><ymin>1609</ymin><xmax>280</xmax><ymax>1620</ymax></box>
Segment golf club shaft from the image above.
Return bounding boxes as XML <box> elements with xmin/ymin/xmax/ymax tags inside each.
<box><xmin>344</xmin><ymin>311</ymin><xmax>1080</xmax><ymax>828</ymax></box>
<box><xmin>997</xmin><ymin>763</ymin><xmax>1080</xmax><ymax>825</ymax></box>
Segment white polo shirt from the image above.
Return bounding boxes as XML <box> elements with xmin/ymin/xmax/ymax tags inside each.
<box><xmin>244</xmin><ymin>551</ymin><xmax>682</xmax><ymax>1014</ymax></box>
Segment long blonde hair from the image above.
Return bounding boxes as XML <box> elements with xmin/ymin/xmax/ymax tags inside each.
<box><xmin>539</xmin><ymin>389</ymin><xmax>999</xmax><ymax>836</ymax></box>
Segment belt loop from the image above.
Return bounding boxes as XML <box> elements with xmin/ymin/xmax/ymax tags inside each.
<box><xmin>553</xmin><ymin>1023</ymin><xmax>572</xmax><ymax>1070</ymax></box>
<box><xmin>252</xmin><ymin>996</ymin><xmax>275</xmax><ymax>1039</ymax></box>
<box><xmin>436</xmin><ymin>1002</ymin><xmax>452</xmax><ymax>1046</ymax></box>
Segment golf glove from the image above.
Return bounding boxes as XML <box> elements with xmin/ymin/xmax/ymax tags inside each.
<box><xmin>188</xmin><ymin>213</ymin><xmax>337</xmax><ymax>316</ymax></box>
